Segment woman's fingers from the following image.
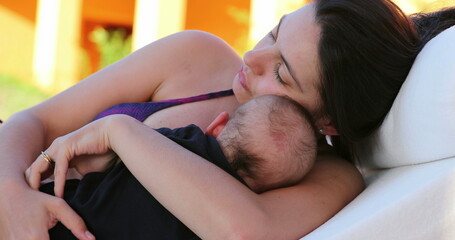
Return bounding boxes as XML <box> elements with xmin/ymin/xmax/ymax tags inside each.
<box><xmin>25</xmin><ymin>152</ymin><xmax>54</xmax><ymax>190</ymax></box>
<box><xmin>1</xmin><ymin>184</ymin><xmax>64</xmax><ymax>240</ymax></box>
<box><xmin>26</xmin><ymin>117</ymin><xmax>115</xmax><ymax>196</ymax></box>
<box><xmin>53</xmin><ymin>152</ymin><xmax>69</xmax><ymax>198</ymax></box>
<box><xmin>25</xmin><ymin>140</ymin><xmax>72</xmax><ymax>197</ymax></box>
<box><xmin>25</xmin><ymin>166</ymin><xmax>41</xmax><ymax>190</ymax></box>
<box><xmin>48</xmin><ymin>198</ymin><xmax>95</xmax><ymax>240</ymax></box>
<box><xmin>42</xmin><ymin>140</ymin><xmax>71</xmax><ymax>198</ymax></box>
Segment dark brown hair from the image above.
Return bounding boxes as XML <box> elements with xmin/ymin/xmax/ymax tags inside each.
<box><xmin>411</xmin><ymin>7</ymin><xmax>455</xmax><ymax>48</ymax></box>
<box><xmin>314</xmin><ymin>1</ymin><xmax>455</xmax><ymax>160</ymax></box>
<box><xmin>314</xmin><ymin>0</ymin><xmax>422</xmax><ymax>160</ymax></box>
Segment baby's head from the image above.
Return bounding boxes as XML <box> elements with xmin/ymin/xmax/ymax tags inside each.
<box><xmin>207</xmin><ymin>95</ymin><xmax>317</xmax><ymax>193</ymax></box>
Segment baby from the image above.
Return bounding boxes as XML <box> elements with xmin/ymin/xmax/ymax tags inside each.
<box><xmin>209</xmin><ymin>94</ymin><xmax>317</xmax><ymax>193</ymax></box>
<box><xmin>52</xmin><ymin>94</ymin><xmax>318</xmax><ymax>192</ymax></box>
<box><xmin>31</xmin><ymin>95</ymin><xmax>318</xmax><ymax>239</ymax></box>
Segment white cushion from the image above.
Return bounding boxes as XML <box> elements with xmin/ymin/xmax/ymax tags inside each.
<box><xmin>300</xmin><ymin>26</ymin><xmax>455</xmax><ymax>240</ymax></box>
<box><xmin>356</xmin><ymin>26</ymin><xmax>455</xmax><ymax>169</ymax></box>
<box><xmin>302</xmin><ymin>157</ymin><xmax>455</xmax><ymax>240</ymax></box>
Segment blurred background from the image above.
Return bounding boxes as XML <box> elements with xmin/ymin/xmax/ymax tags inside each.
<box><xmin>0</xmin><ymin>0</ymin><xmax>453</xmax><ymax>120</ymax></box>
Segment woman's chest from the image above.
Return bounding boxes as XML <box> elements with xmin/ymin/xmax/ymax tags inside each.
<box><xmin>142</xmin><ymin>95</ymin><xmax>239</xmax><ymax>131</ymax></box>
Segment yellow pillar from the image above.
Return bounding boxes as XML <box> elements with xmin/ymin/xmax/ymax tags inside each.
<box><xmin>249</xmin><ymin>0</ymin><xmax>278</xmax><ymax>45</ymax></box>
<box><xmin>249</xmin><ymin>0</ymin><xmax>306</xmax><ymax>45</ymax></box>
<box><xmin>33</xmin><ymin>0</ymin><xmax>82</xmax><ymax>92</ymax></box>
<box><xmin>132</xmin><ymin>0</ymin><xmax>187</xmax><ymax>51</ymax></box>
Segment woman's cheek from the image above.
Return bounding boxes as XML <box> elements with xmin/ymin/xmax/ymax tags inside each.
<box><xmin>253</xmin><ymin>81</ymin><xmax>283</xmax><ymax>97</ymax></box>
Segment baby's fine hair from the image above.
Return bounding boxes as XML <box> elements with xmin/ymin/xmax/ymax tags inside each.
<box><xmin>223</xmin><ymin>95</ymin><xmax>318</xmax><ymax>192</ymax></box>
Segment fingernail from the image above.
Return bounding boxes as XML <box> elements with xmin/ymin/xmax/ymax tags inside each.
<box><xmin>85</xmin><ymin>230</ymin><xmax>95</xmax><ymax>239</ymax></box>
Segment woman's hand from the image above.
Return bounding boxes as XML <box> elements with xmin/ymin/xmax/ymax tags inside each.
<box><xmin>71</xmin><ymin>152</ymin><xmax>118</xmax><ymax>176</ymax></box>
<box><xmin>0</xmin><ymin>179</ymin><xmax>95</xmax><ymax>240</ymax></box>
<box><xmin>25</xmin><ymin>116</ymin><xmax>118</xmax><ymax>198</ymax></box>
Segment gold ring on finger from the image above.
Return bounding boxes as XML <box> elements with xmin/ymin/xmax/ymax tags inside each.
<box><xmin>40</xmin><ymin>151</ymin><xmax>54</xmax><ymax>166</ymax></box>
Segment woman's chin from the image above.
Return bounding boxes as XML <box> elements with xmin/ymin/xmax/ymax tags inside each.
<box><xmin>232</xmin><ymin>86</ymin><xmax>251</xmax><ymax>104</ymax></box>
<box><xmin>232</xmin><ymin>79</ymin><xmax>252</xmax><ymax>104</ymax></box>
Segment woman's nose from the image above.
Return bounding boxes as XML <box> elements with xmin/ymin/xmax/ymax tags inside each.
<box><xmin>244</xmin><ymin>48</ymin><xmax>275</xmax><ymax>76</ymax></box>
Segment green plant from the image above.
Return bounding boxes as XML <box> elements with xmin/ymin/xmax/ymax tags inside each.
<box><xmin>89</xmin><ymin>27</ymin><xmax>132</xmax><ymax>69</ymax></box>
<box><xmin>0</xmin><ymin>74</ymin><xmax>51</xmax><ymax>120</ymax></box>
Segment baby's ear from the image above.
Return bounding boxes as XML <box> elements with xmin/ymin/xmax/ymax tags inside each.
<box><xmin>206</xmin><ymin>112</ymin><xmax>229</xmax><ymax>137</ymax></box>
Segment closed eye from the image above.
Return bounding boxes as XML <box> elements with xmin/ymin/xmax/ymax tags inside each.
<box><xmin>274</xmin><ymin>65</ymin><xmax>286</xmax><ymax>85</ymax></box>
<box><xmin>268</xmin><ymin>31</ymin><xmax>276</xmax><ymax>41</ymax></box>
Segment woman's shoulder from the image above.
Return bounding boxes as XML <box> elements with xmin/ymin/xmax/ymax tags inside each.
<box><xmin>133</xmin><ymin>30</ymin><xmax>241</xmax><ymax>71</ymax></box>
<box><xmin>308</xmin><ymin>154</ymin><xmax>365</xmax><ymax>201</ymax></box>
<box><xmin>151</xmin><ymin>31</ymin><xmax>242</xmax><ymax>100</ymax></box>
<box><xmin>173</xmin><ymin>30</ymin><xmax>231</xmax><ymax>46</ymax></box>
<box><xmin>159</xmin><ymin>30</ymin><xmax>240</xmax><ymax>61</ymax></box>
<box><xmin>179</xmin><ymin>30</ymin><xmax>242</xmax><ymax>69</ymax></box>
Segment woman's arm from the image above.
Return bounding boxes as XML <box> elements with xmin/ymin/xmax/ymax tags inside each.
<box><xmin>0</xmin><ymin>30</ymin><xmax>241</xmax><ymax>239</ymax></box>
<box><xmin>25</xmin><ymin>113</ymin><xmax>363</xmax><ymax>239</ymax></box>
<box><xmin>108</xmin><ymin>116</ymin><xmax>364</xmax><ymax>239</ymax></box>
<box><xmin>0</xmin><ymin>115</ymin><xmax>96</xmax><ymax>240</ymax></box>
<box><xmin>0</xmin><ymin>30</ymin><xmax>223</xmax><ymax>182</ymax></box>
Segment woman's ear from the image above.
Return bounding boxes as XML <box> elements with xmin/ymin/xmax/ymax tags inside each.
<box><xmin>316</xmin><ymin>117</ymin><xmax>339</xmax><ymax>136</ymax></box>
<box><xmin>206</xmin><ymin>112</ymin><xmax>229</xmax><ymax>137</ymax></box>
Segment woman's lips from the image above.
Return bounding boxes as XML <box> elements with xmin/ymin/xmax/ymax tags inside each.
<box><xmin>238</xmin><ymin>65</ymin><xmax>250</xmax><ymax>92</ymax></box>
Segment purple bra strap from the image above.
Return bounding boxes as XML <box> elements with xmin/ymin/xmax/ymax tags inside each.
<box><xmin>93</xmin><ymin>89</ymin><xmax>234</xmax><ymax>122</ymax></box>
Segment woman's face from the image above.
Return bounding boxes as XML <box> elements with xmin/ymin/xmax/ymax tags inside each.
<box><xmin>233</xmin><ymin>3</ymin><xmax>321</xmax><ymax>117</ymax></box>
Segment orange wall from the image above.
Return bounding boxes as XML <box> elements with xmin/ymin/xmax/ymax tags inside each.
<box><xmin>0</xmin><ymin>0</ymin><xmax>36</xmax><ymax>22</ymax></box>
<box><xmin>0</xmin><ymin>0</ymin><xmax>253</xmax><ymax>80</ymax></box>
<box><xmin>185</xmin><ymin>0</ymin><xmax>250</xmax><ymax>53</ymax></box>
<box><xmin>82</xmin><ymin>0</ymin><xmax>135</xmax><ymax>26</ymax></box>
<box><xmin>0</xmin><ymin>0</ymin><xmax>310</xmax><ymax>83</ymax></box>
<box><xmin>80</xmin><ymin>0</ymin><xmax>253</xmax><ymax>73</ymax></box>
